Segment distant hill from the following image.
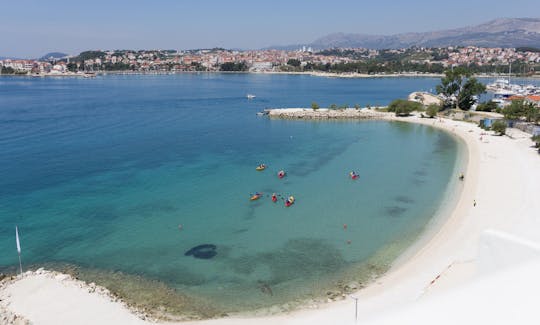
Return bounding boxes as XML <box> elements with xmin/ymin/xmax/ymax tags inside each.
<box><xmin>39</xmin><ymin>52</ymin><xmax>69</xmax><ymax>61</ymax></box>
<box><xmin>268</xmin><ymin>18</ymin><xmax>540</xmax><ymax>50</ymax></box>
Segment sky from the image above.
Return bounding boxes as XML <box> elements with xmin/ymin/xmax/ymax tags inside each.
<box><xmin>1</xmin><ymin>0</ymin><xmax>539</xmax><ymax>58</ymax></box>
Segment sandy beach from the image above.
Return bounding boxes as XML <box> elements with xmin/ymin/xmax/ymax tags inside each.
<box><xmin>2</xmin><ymin>112</ymin><xmax>540</xmax><ymax>325</ymax></box>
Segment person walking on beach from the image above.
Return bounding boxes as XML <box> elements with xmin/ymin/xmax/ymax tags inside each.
<box><xmin>473</xmin><ymin>200</ymin><xmax>477</xmax><ymax>207</ymax></box>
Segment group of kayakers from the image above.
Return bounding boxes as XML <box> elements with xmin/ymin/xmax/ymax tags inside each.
<box><xmin>250</xmin><ymin>191</ymin><xmax>295</xmax><ymax>207</ymax></box>
<box><xmin>252</xmin><ymin>164</ymin><xmax>294</xmax><ymax>207</ymax></box>
<box><xmin>252</xmin><ymin>163</ymin><xmax>362</xmax><ymax>206</ymax></box>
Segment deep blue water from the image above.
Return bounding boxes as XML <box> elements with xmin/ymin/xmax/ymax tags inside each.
<box><xmin>0</xmin><ymin>74</ymin><xmax>463</xmax><ymax>314</ymax></box>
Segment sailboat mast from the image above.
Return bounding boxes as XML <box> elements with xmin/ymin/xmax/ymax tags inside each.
<box><xmin>508</xmin><ymin>61</ymin><xmax>511</xmax><ymax>84</ymax></box>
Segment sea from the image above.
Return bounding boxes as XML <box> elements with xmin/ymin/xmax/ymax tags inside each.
<box><xmin>0</xmin><ymin>73</ymin><xmax>468</xmax><ymax>318</ymax></box>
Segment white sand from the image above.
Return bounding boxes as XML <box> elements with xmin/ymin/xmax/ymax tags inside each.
<box><xmin>2</xmin><ymin>114</ymin><xmax>540</xmax><ymax>325</ymax></box>
<box><xmin>408</xmin><ymin>92</ymin><xmax>443</xmax><ymax>105</ymax></box>
<box><xmin>0</xmin><ymin>270</ymin><xmax>150</xmax><ymax>325</ymax></box>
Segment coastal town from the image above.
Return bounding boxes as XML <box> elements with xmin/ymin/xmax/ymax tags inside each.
<box><xmin>1</xmin><ymin>46</ymin><xmax>540</xmax><ymax>76</ymax></box>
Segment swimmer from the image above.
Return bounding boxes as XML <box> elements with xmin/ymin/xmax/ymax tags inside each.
<box><xmin>343</xmin><ymin>224</ymin><xmax>348</xmax><ymax>230</ymax></box>
<box><xmin>178</xmin><ymin>224</ymin><xmax>183</xmax><ymax>231</ymax></box>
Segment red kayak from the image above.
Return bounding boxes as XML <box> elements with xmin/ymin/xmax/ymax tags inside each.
<box><xmin>271</xmin><ymin>194</ymin><xmax>278</xmax><ymax>202</ymax></box>
<box><xmin>278</xmin><ymin>170</ymin><xmax>286</xmax><ymax>179</ymax></box>
<box><xmin>285</xmin><ymin>196</ymin><xmax>295</xmax><ymax>207</ymax></box>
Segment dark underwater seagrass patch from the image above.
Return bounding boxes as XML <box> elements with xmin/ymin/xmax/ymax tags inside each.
<box><xmin>185</xmin><ymin>244</ymin><xmax>217</xmax><ymax>259</ymax></box>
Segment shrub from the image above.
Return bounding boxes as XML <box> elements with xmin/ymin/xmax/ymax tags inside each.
<box><xmin>311</xmin><ymin>102</ymin><xmax>320</xmax><ymax>110</ymax></box>
<box><xmin>476</xmin><ymin>100</ymin><xmax>498</xmax><ymax>112</ymax></box>
<box><xmin>329</xmin><ymin>104</ymin><xmax>338</xmax><ymax>109</ymax></box>
<box><xmin>492</xmin><ymin>120</ymin><xmax>507</xmax><ymax>135</ymax></box>
<box><xmin>388</xmin><ymin>99</ymin><xmax>422</xmax><ymax>116</ymax></box>
<box><xmin>426</xmin><ymin>104</ymin><xmax>440</xmax><ymax>118</ymax></box>
<box><xmin>532</xmin><ymin>135</ymin><xmax>540</xmax><ymax>148</ymax></box>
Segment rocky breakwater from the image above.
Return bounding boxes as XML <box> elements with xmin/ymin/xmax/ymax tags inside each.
<box><xmin>268</xmin><ymin>108</ymin><xmax>387</xmax><ymax>120</ymax></box>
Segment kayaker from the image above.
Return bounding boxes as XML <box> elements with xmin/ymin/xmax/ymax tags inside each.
<box><xmin>285</xmin><ymin>196</ymin><xmax>295</xmax><ymax>207</ymax></box>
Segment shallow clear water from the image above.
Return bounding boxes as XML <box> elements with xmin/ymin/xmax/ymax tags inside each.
<box><xmin>0</xmin><ymin>74</ymin><xmax>462</xmax><ymax>315</ymax></box>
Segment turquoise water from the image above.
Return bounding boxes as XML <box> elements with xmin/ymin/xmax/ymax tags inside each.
<box><xmin>0</xmin><ymin>74</ymin><xmax>462</xmax><ymax>316</ymax></box>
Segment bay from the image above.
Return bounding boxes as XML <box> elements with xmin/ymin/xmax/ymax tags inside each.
<box><xmin>0</xmin><ymin>74</ymin><xmax>463</xmax><ymax>316</ymax></box>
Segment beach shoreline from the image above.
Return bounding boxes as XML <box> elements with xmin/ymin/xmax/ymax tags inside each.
<box><xmin>2</xmin><ymin>111</ymin><xmax>539</xmax><ymax>325</ymax></box>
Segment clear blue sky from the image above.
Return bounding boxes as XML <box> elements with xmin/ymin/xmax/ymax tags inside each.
<box><xmin>1</xmin><ymin>0</ymin><xmax>539</xmax><ymax>58</ymax></box>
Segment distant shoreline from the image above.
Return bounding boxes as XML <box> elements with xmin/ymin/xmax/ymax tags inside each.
<box><xmin>2</xmin><ymin>70</ymin><xmax>539</xmax><ymax>79</ymax></box>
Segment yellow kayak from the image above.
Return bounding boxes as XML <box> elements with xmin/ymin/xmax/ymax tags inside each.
<box><xmin>256</xmin><ymin>164</ymin><xmax>266</xmax><ymax>171</ymax></box>
<box><xmin>250</xmin><ymin>193</ymin><xmax>262</xmax><ymax>201</ymax></box>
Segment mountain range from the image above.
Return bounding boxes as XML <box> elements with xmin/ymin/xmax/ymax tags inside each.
<box><xmin>268</xmin><ymin>18</ymin><xmax>540</xmax><ymax>50</ymax></box>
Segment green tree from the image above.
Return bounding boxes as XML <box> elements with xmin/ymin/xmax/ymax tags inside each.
<box><xmin>311</xmin><ymin>102</ymin><xmax>320</xmax><ymax>110</ymax></box>
<box><xmin>531</xmin><ymin>135</ymin><xmax>540</xmax><ymax>148</ymax></box>
<box><xmin>329</xmin><ymin>104</ymin><xmax>338</xmax><ymax>109</ymax></box>
<box><xmin>524</xmin><ymin>103</ymin><xmax>540</xmax><ymax>123</ymax></box>
<box><xmin>426</xmin><ymin>104</ymin><xmax>440</xmax><ymax>118</ymax></box>
<box><xmin>436</xmin><ymin>67</ymin><xmax>486</xmax><ymax>110</ymax></box>
<box><xmin>66</xmin><ymin>62</ymin><xmax>78</xmax><ymax>72</ymax></box>
<box><xmin>388</xmin><ymin>99</ymin><xmax>422</xmax><ymax>116</ymax></box>
<box><xmin>492</xmin><ymin>120</ymin><xmax>507</xmax><ymax>135</ymax></box>
<box><xmin>503</xmin><ymin>100</ymin><xmax>527</xmax><ymax>120</ymax></box>
<box><xmin>1</xmin><ymin>66</ymin><xmax>16</xmax><ymax>74</ymax></box>
<box><xmin>458</xmin><ymin>78</ymin><xmax>486</xmax><ymax>110</ymax></box>
<box><xmin>287</xmin><ymin>59</ymin><xmax>301</xmax><ymax>67</ymax></box>
<box><xmin>476</xmin><ymin>100</ymin><xmax>498</xmax><ymax>112</ymax></box>
<box><xmin>220</xmin><ymin>62</ymin><xmax>247</xmax><ymax>71</ymax></box>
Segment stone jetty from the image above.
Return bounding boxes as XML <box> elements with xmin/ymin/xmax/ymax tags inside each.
<box><xmin>267</xmin><ymin>108</ymin><xmax>388</xmax><ymax>120</ymax></box>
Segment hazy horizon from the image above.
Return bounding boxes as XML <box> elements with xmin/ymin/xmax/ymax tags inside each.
<box><xmin>2</xmin><ymin>0</ymin><xmax>540</xmax><ymax>58</ymax></box>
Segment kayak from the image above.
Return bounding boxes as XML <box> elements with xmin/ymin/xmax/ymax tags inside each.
<box><xmin>256</xmin><ymin>165</ymin><xmax>266</xmax><ymax>171</ymax></box>
<box><xmin>285</xmin><ymin>196</ymin><xmax>295</xmax><ymax>207</ymax></box>
<box><xmin>250</xmin><ymin>193</ymin><xmax>262</xmax><ymax>201</ymax></box>
<box><xmin>350</xmin><ymin>172</ymin><xmax>359</xmax><ymax>180</ymax></box>
<box><xmin>271</xmin><ymin>194</ymin><xmax>277</xmax><ymax>202</ymax></box>
<box><xmin>278</xmin><ymin>170</ymin><xmax>286</xmax><ymax>178</ymax></box>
